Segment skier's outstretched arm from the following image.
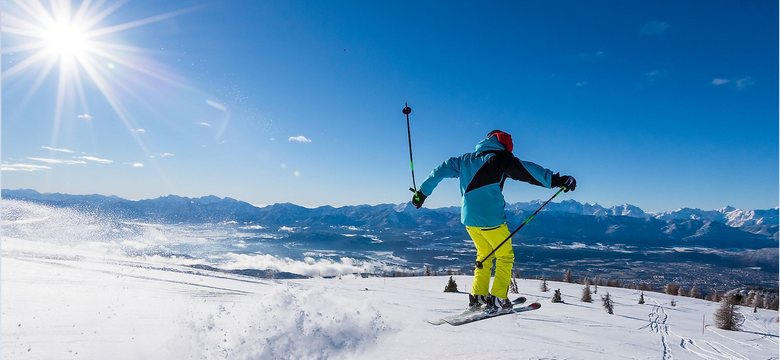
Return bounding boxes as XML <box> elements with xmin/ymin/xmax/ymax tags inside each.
<box><xmin>500</xmin><ymin>153</ymin><xmax>576</xmax><ymax>192</ymax></box>
<box><xmin>412</xmin><ymin>157</ymin><xmax>461</xmax><ymax>208</ymax></box>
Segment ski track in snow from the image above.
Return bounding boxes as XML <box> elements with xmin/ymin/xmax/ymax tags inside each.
<box><xmin>639</xmin><ymin>295</ymin><xmax>777</xmax><ymax>360</ymax></box>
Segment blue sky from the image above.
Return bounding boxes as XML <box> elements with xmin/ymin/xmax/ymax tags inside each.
<box><xmin>1</xmin><ymin>0</ymin><xmax>777</xmax><ymax>212</ymax></box>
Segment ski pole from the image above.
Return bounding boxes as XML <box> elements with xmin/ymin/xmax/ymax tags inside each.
<box><xmin>403</xmin><ymin>102</ymin><xmax>420</xmax><ymax>201</ymax></box>
<box><xmin>475</xmin><ymin>186</ymin><xmax>566</xmax><ymax>269</ymax></box>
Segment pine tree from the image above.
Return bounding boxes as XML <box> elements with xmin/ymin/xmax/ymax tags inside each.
<box><xmin>509</xmin><ymin>277</ymin><xmax>519</xmax><ymax>294</ymax></box>
<box><xmin>581</xmin><ymin>284</ymin><xmax>593</xmax><ymax>303</ymax></box>
<box><xmin>444</xmin><ymin>276</ymin><xmax>459</xmax><ymax>292</ymax></box>
<box><xmin>715</xmin><ymin>292</ymin><xmax>745</xmax><ymax>331</ymax></box>
<box><xmin>677</xmin><ymin>286</ymin><xmax>686</xmax><ymax>297</ymax></box>
<box><xmin>552</xmin><ymin>289</ymin><xmax>564</xmax><ymax>303</ymax></box>
<box><xmin>602</xmin><ymin>292</ymin><xmax>614</xmax><ymax>314</ymax></box>
<box><xmin>594</xmin><ymin>282</ymin><xmax>598</xmax><ymax>294</ymax></box>
<box><xmin>540</xmin><ymin>278</ymin><xmax>549</xmax><ymax>292</ymax></box>
<box><xmin>639</xmin><ymin>291</ymin><xmax>645</xmax><ymax>304</ymax></box>
<box><xmin>564</xmin><ymin>269</ymin><xmax>573</xmax><ymax>283</ymax></box>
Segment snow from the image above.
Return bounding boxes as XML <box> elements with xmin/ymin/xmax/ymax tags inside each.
<box><xmin>2</xmin><ymin>236</ymin><xmax>778</xmax><ymax>360</ymax></box>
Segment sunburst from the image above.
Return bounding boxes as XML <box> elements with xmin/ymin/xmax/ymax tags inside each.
<box><xmin>2</xmin><ymin>0</ymin><xmax>198</xmax><ymax>149</ymax></box>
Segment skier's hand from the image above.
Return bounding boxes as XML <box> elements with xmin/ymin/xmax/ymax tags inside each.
<box><xmin>411</xmin><ymin>188</ymin><xmax>427</xmax><ymax>209</ymax></box>
<box><xmin>552</xmin><ymin>173</ymin><xmax>576</xmax><ymax>192</ymax></box>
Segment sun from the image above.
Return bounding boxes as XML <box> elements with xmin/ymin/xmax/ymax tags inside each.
<box><xmin>42</xmin><ymin>21</ymin><xmax>89</xmax><ymax>58</ymax></box>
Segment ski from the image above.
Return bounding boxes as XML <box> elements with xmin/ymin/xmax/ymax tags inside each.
<box><xmin>427</xmin><ymin>297</ymin><xmax>532</xmax><ymax>326</ymax></box>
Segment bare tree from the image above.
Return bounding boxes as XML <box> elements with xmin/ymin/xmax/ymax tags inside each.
<box><xmin>564</xmin><ymin>269</ymin><xmax>573</xmax><ymax>283</ymax></box>
<box><xmin>663</xmin><ymin>282</ymin><xmax>680</xmax><ymax>295</ymax></box>
<box><xmin>689</xmin><ymin>285</ymin><xmax>702</xmax><ymax>299</ymax></box>
<box><xmin>714</xmin><ymin>292</ymin><xmax>745</xmax><ymax>331</ymax></box>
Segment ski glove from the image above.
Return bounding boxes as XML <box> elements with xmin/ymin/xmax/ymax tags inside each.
<box><xmin>411</xmin><ymin>189</ymin><xmax>427</xmax><ymax>209</ymax></box>
<box><xmin>551</xmin><ymin>173</ymin><xmax>576</xmax><ymax>192</ymax></box>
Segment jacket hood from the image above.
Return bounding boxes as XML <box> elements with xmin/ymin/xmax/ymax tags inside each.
<box><xmin>475</xmin><ymin>136</ymin><xmax>507</xmax><ymax>153</ymax></box>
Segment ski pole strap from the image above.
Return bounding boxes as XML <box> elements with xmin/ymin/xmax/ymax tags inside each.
<box><xmin>475</xmin><ymin>187</ymin><xmax>566</xmax><ymax>269</ymax></box>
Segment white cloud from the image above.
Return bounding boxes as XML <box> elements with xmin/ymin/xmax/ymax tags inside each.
<box><xmin>641</xmin><ymin>21</ymin><xmax>671</xmax><ymax>36</ymax></box>
<box><xmin>159</xmin><ymin>153</ymin><xmax>174</xmax><ymax>157</ymax></box>
<box><xmin>645</xmin><ymin>70</ymin><xmax>667</xmax><ymax>83</ymax></box>
<box><xmin>575</xmin><ymin>81</ymin><xmax>587</xmax><ymax>87</ymax></box>
<box><xmin>77</xmin><ymin>114</ymin><xmax>94</xmax><ymax>120</ymax></box>
<box><xmin>27</xmin><ymin>157</ymin><xmax>86</xmax><ymax>165</ymax></box>
<box><xmin>1</xmin><ymin>163</ymin><xmax>51</xmax><ymax>172</ymax></box>
<box><xmin>199</xmin><ymin>122</ymin><xmax>212</xmax><ymax>127</ymax></box>
<box><xmin>41</xmin><ymin>146</ymin><xmax>74</xmax><ymax>153</ymax></box>
<box><xmin>735</xmin><ymin>76</ymin><xmax>754</xmax><ymax>90</ymax></box>
<box><xmin>133</xmin><ymin>128</ymin><xmax>147</xmax><ymax>133</ymax></box>
<box><xmin>711</xmin><ymin>76</ymin><xmax>754</xmax><ymax>90</ymax></box>
<box><xmin>288</xmin><ymin>135</ymin><xmax>312</xmax><ymax>143</ymax></box>
<box><xmin>206</xmin><ymin>100</ymin><xmax>228</xmax><ymax>111</ymax></box>
<box><xmin>571</xmin><ymin>51</ymin><xmax>606</xmax><ymax>61</ymax></box>
<box><xmin>78</xmin><ymin>156</ymin><xmax>113</xmax><ymax>164</ymax></box>
<box><xmin>132</xmin><ymin>163</ymin><xmax>145</xmax><ymax>167</ymax></box>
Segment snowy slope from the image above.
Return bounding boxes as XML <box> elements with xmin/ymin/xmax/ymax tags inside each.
<box><xmin>2</xmin><ymin>237</ymin><xmax>777</xmax><ymax>360</ymax></box>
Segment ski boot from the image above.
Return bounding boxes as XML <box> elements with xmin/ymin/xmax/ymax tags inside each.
<box><xmin>486</xmin><ymin>295</ymin><xmax>513</xmax><ymax>314</ymax></box>
<box><xmin>468</xmin><ymin>294</ymin><xmax>491</xmax><ymax>311</ymax></box>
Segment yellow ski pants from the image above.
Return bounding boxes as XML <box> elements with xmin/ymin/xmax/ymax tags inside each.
<box><xmin>467</xmin><ymin>223</ymin><xmax>514</xmax><ymax>299</ymax></box>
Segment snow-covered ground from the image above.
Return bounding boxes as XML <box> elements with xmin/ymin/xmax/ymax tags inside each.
<box><xmin>2</xmin><ymin>236</ymin><xmax>778</xmax><ymax>360</ymax></box>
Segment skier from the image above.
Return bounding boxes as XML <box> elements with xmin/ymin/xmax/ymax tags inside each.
<box><xmin>412</xmin><ymin>130</ymin><xmax>576</xmax><ymax>313</ymax></box>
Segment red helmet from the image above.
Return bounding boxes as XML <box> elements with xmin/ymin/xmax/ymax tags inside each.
<box><xmin>486</xmin><ymin>130</ymin><xmax>513</xmax><ymax>152</ymax></box>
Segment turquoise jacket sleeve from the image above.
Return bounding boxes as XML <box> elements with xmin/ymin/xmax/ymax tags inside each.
<box><xmin>419</xmin><ymin>157</ymin><xmax>461</xmax><ymax>196</ymax></box>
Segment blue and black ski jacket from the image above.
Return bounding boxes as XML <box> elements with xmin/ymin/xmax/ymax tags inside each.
<box><xmin>419</xmin><ymin>136</ymin><xmax>554</xmax><ymax>228</ymax></box>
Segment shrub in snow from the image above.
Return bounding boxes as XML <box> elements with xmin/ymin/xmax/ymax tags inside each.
<box><xmin>670</xmin><ymin>299</ymin><xmax>677</xmax><ymax>307</ymax></box>
<box><xmin>552</xmin><ymin>289</ymin><xmax>564</xmax><ymax>303</ymax></box>
<box><xmin>639</xmin><ymin>292</ymin><xmax>645</xmax><ymax>304</ymax></box>
<box><xmin>444</xmin><ymin>276</ymin><xmax>458</xmax><ymax>293</ymax></box>
<box><xmin>540</xmin><ymin>278</ymin><xmax>549</xmax><ymax>292</ymax></box>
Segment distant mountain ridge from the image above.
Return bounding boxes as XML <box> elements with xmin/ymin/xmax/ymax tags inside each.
<box><xmin>3</xmin><ymin>189</ymin><xmax>778</xmax><ymax>248</ymax></box>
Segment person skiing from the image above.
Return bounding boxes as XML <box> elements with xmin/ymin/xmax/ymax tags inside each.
<box><xmin>412</xmin><ymin>130</ymin><xmax>576</xmax><ymax>313</ymax></box>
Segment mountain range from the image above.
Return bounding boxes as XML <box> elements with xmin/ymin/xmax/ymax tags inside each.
<box><xmin>3</xmin><ymin>189</ymin><xmax>778</xmax><ymax>250</ymax></box>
